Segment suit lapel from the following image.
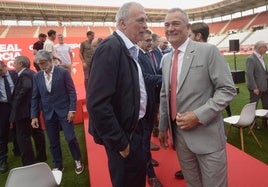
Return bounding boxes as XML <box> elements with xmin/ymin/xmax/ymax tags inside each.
<box><xmin>51</xmin><ymin>67</ymin><xmax>59</xmax><ymax>92</ymax></box>
<box><xmin>252</xmin><ymin>53</ymin><xmax>266</xmax><ymax>72</ymax></box>
<box><xmin>177</xmin><ymin>41</ymin><xmax>195</xmax><ymax>93</ymax></box>
<box><xmin>165</xmin><ymin>53</ymin><xmax>173</xmax><ymax>98</ymax></box>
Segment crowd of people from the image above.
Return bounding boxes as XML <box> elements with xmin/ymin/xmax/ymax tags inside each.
<box><xmin>1</xmin><ymin>1</ymin><xmax>268</xmax><ymax>187</ymax></box>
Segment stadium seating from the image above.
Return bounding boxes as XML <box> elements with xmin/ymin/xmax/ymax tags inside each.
<box><xmin>5</xmin><ymin>26</ymin><xmax>37</xmax><ymax>38</ymax></box>
<box><xmin>65</xmin><ymin>26</ymin><xmax>89</xmax><ymax>37</ymax></box>
<box><xmin>0</xmin><ymin>9</ymin><xmax>268</xmax><ymax>52</ymax></box>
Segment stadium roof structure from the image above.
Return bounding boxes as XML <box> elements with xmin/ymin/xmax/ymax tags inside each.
<box><xmin>0</xmin><ymin>0</ymin><xmax>267</xmax><ymax>23</ymax></box>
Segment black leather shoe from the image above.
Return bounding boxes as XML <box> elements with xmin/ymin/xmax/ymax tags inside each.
<box><xmin>151</xmin><ymin>158</ymin><xmax>159</xmax><ymax>167</ymax></box>
<box><xmin>175</xmin><ymin>170</ymin><xmax>184</xmax><ymax>179</ymax></box>
<box><xmin>148</xmin><ymin>177</ymin><xmax>163</xmax><ymax>187</ymax></box>
<box><xmin>0</xmin><ymin>161</ymin><xmax>8</xmax><ymax>173</ymax></box>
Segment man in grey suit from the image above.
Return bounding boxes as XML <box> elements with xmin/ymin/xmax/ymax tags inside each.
<box><xmin>246</xmin><ymin>41</ymin><xmax>268</xmax><ymax>109</ymax></box>
<box><xmin>158</xmin><ymin>8</ymin><xmax>236</xmax><ymax>187</ymax></box>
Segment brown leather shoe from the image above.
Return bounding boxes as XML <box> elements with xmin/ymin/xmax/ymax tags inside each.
<box><xmin>150</xmin><ymin>142</ymin><xmax>160</xmax><ymax>151</ymax></box>
<box><xmin>148</xmin><ymin>177</ymin><xmax>163</xmax><ymax>187</ymax></box>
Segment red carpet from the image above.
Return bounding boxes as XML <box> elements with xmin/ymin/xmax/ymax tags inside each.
<box><xmin>83</xmin><ymin>116</ymin><xmax>268</xmax><ymax>187</ymax></box>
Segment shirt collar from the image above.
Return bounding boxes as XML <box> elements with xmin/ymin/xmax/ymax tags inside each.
<box><xmin>173</xmin><ymin>38</ymin><xmax>190</xmax><ymax>53</ymax></box>
<box><xmin>139</xmin><ymin>47</ymin><xmax>146</xmax><ymax>54</ymax></box>
<box><xmin>17</xmin><ymin>68</ymin><xmax>26</xmax><ymax>77</ymax></box>
<box><xmin>44</xmin><ymin>65</ymin><xmax>55</xmax><ymax>76</ymax></box>
<box><xmin>254</xmin><ymin>51</ymin><xmax>263</xmax><ymax>59</ymax></box>
<box><xmin>116</xmin><ymin>29</ymin><xmax>137</xmax><ymax>51</ymax></box>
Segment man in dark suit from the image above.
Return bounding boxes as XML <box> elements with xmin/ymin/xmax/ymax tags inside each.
<box><xmin>87</xmin><ymin>2</ymin><xmax>148</xmax><ymax>187</ymax></box>
<box><xmin>137</xmin><ymin>29</ymin><xmax>162</xmax><ymax>187</ymax></box>
<box><xmin>10</xmin><ymin>56</ymin><xmax>47</xmax><ymax>165</ymax></box>
<box><xmin>31</xmin><ymin>50</ymin><xmax>84</xmax><ymax>175</ymax></box>
<box><xmin>9</xmin><ymin>56</ymin><xmax>36</xmax><ymax>166</ymax></box>
<box><xmin>246</xmin><ymin>41</ymin><xmax>268</xmax><ymax>109</ymax></box>
<box><xmin>0</xmin><ymin>61</ymin><xmax>17</xmax><ymax>172</ymax></box>
<box><xmin>151</xmin><ymin>33</ymin><xmax>163</xmax><ymax>73</ymax></box>
<box><xmin>150</xmin><ymin>33</ymin><xmax>163</xmax><ymax>139</ymax></box>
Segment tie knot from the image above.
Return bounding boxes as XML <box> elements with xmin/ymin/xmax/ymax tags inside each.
<box><xmin>174</xmin><ymin>49</ymin><xmax>180</xmax><ymax>56</ymax></box>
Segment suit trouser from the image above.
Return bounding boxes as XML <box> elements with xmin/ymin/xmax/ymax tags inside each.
<box><xmin>0</xmin><ymin>102</ymin><xmax>11</xmax><ymax>163</ymax></box>
<box><xmin>15</xmin><ymin>118</ymin><xmax>35</xmax><ymax>166</ymax></box>
<box><xmin>249</xmin><ymin>89</ymin><xmax>268</xmax><ymax>109</ymax></box>
<box><xmin>32</xmin><ymin>121</ymin><xmax>47</xmax><ymax>162</ymax></box>
<box><xmin>142</xmin><ymin>117</ymin><xmax>156</xmax><ymax>178</ymax></box>
<box><xmin>172</xmin><ymin>124</ymin><xmax>228</xmax><ymax>187</ymax></box>
<box><xmin>45</xmin><ymin>112</ymin><xmax>82</xmax><ymax>168</ymax></box>
<box><xmin>105</xmin><ymin>120</ymin><xmax>146</xmax><ymax>187</ymax></box>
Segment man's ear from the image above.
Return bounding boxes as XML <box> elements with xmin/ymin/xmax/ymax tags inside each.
<box><xmin>120</xmin><ymin>19</ymin><xmax>126</xmax><ymax>30</ymax></box>
<box><xmin>196</xmin><ymin>33</ymin><xmax>202</xmax><ymax>42</ymax></box>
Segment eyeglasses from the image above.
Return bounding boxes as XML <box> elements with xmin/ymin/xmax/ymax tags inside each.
<box><xmin>144</xmin><ymin>39</ymin><xmax>152</xmax><ymax>42</ymax></box>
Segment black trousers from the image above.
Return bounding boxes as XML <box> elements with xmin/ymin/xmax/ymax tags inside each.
<box><xmin>0</xmin><ymin>102</ymin><xmax>11</xmax><ymax>163</ymax></box>
<box><xmin>15</xmin><ymin>118</ymin><xmax>35</xmax><ymax>166</ymax></box>
<box><xmin>105</xmin><ymin>120</ymin><xmax>146</xmax><ymax>187</ymax></box>
<box><xmin>249</xmin><ymin>89</ymin><xmax>268</xmax><ymax>109</ymax></box>
<box><xmin>32</xmin><ymin>120</ymin><xmax>47</xmax><ymax>162</ymax></box>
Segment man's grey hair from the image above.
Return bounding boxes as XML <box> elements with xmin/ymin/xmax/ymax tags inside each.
<box><xmin>35</xmin><ymin>50</ymin><xmax>52</xmax><ymax>63</ymax></box>
<box><xmin>115</xmin><ymin>2</ymin><xmax>144</xmax><ymax>28</ymax></box>
<box><xmin>15</xmin><ymin>56</ymin><xmax>30</xmax><ymax>68</ymax></box>
<box><xmin>167</xmin><ymin>8</ymin><xmax>189</xmax><ymax>24</ymax></box>
<box><xmin>254</xmin><ymin>40</ymin><xmax>267</xmax><ymax>50</ymax></box>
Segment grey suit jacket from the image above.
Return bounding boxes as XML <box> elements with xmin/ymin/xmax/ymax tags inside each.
<box><xmin>246</xmin><ymin>53</ymin><xmax>268</xmax><ymax>92</ymax></box>
<box><xmin>159</xmin><ymin>40</ymin><xmax>236</xmax><ymax>154</ymax></box>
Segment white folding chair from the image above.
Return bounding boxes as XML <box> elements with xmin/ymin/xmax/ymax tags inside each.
<box><xmin>255</xmin><ymin>109</ymin><xmax>268</xmax><ymax>128</ymax></box>
<box><xmin>223</xmin><ymin>102</ymin><xmax>261</xmax><ymax>151</ymax></box>
<box><xmin>5</xmin><ymin>162</ymin><xmax>62</xmax><ymax>187</ymax></box>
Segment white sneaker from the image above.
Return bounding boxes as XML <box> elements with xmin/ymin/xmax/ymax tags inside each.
<box><xmin>75</xmin><ymin>160</ymin><xmax>84</xmax><ymax>175</ymax></box>
<box><xmin>52</xmin><ymin>167</ymin><xmax>64</xmax><ymax>172</ymax></box>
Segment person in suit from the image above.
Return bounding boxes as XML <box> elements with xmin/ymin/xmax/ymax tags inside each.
<box><xmin>9</xmin><ymin>56</ymin><xmax>36</xmax><ymax>166</ymax></box>
<box><xmin>137</xmin><ymin>29</ymin><xmax>162</xmax><ymax>187</ymax></box>
<box><xmin>31</xmin><ymin>50</ymin><xmax>84</xmax><ymax>175</ymax></box>
<box><xmin>159</xmin><ymin>37</ymin><xmax>171</xmax><ymax>54</ymax></box>
<box><xmin>158</xmin><ymin>8</ymin><xmax>236</xmax><ymax>187</ymax></box>
<box><xmin>189</xmin><ymin>22</ymin><xmax>233</xmax><ymax>118</ymax></box>
<box><xmin>150</xmin><ymin>34</ymin><xmax>164</xmax><ymax>142</ymax></box>
<box><xmin>0</xmin><ymin>61</ymin><xmax>17</xmax><ymax>172</ymax></box>
<box><xmin>10</xmin><ymin>56</ymin><xmax>47</xmax><ymax>165</ymax></box>
<box><xmin>246</xmin><ymin>41</ymin><xmax>268</xmax><ymax>109</ymax></box>
<box><xmin>151</xmin><ymin>33</ymin><xmax>163</xmax><ymax>73</ymax></box>
<box><xmin>87</xmin><ymin>2</ymin><xmax>148</xmax><ymax>187</ymax></box>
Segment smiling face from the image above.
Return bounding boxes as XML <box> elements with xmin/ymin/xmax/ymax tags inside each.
<box><xmin>164</xmin><ymin>10</ymin><xmax>190</xmax><ymax>49</ymax></box>
<box><xmin>119</xmin><ymin>4</ymin><xmax>148</xmax><ymax>44</ymax></box>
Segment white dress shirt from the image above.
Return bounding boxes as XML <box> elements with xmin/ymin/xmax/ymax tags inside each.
<box><xmin>44</xmin><ymin>65</ymin><xmax>54</xmax><ymax>93</ymax></box>
<box><xmin>116</xmin><ymin>29</ymin><xmax>147</xmax><ymax>119</ymax></box>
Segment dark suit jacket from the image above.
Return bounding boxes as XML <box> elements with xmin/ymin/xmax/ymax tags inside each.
<box><xmin>151</xmin><ymin>48</ymin><xmax>163</xmax><ymax>72</ymax></box>
<box><xmin>10</xmin><ymin>69</ymin><xmax>34</xmax><ymax>122</ymax></box>
<box><xmin>87</xmin><ymin>31</ymin><xmax>140</xmax><ymax>152</ymax></box>
<box><xmin>0</xmin><ymin>70</ymin><xmax>17</xmax><ymax>101</ymax></box>
<box><xmin>138</xmin><ymin>50</ymin><xmax>161</xmax><ymax>122</ymax></box>
<box><xmin>31</xmin><ymin>66</ymin><xmax>77</xmax><ymax>120</ymax></box>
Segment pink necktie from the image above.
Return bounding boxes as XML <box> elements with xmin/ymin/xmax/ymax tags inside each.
<box><xmin>170</xmin><ymin>50</ymin><xmax>180</xmax><ymax>120</ymax></box>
